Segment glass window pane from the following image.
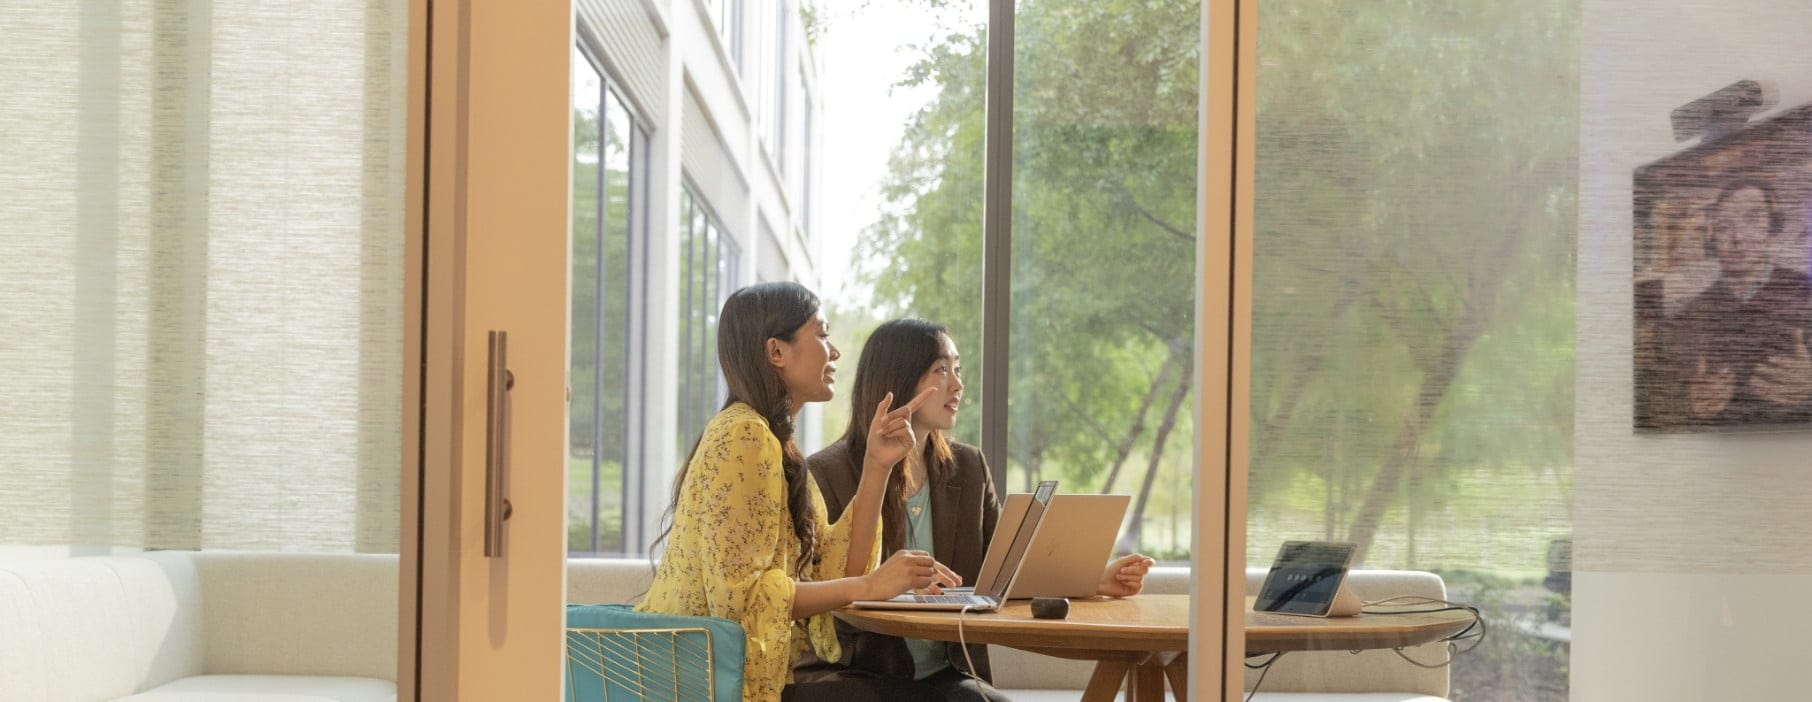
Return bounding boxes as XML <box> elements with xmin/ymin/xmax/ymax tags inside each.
<box><xmin>1250</xmin><ymin>1</ymin><xmax>1578</xmax><ymax>697</ymax></box>
<box><xmin>569</xmin><ymin>46</ymin><xmax>603</xmax><ymax>553</ymax></box>
<box><xmin>824</xmin><ymin>0</ymin><xmax>988</xmax><ymax>467</ymax></box>
<box><xmin>678</xmin><ymin>191</ymin><xmax>697</xmax><ymax>456</ymax></box>
<box><xmin>676</xmin><ymin>188</ymin><xmax>736</xmax><ymax>453</ymax></box>
<box><xmin>703</xmin><ymin>219</ymin><xmax>721</xmax><ymax>416</ymax></box>
<box><xmin>600</xmin><ymin>86</ymin><xmax>634</xmax><ymax>553</ymax></box>
<box><xmin>1009</xmin><ymin>0</ymin><xmax>1201</xmax><ymax>559</ymax></box>
<box><xmin>772</xmin><ymin>0</ymin><xmax>787</xmax><ymax>166</ymax></box>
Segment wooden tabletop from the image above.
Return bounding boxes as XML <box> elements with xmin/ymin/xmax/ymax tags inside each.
<box><xmin>1244</xmin><ymin>598</ymin><xmax>1476</xmax><ymax>653</ymax></box>
<box><xmin>835</xmin><ymin>594</ymin><xmax>1475</xmax><ymax>656</ymax></box>
<box><xmin>836</xmin><ymin>595</ymin><xmax>1190</xmax><ymax>659</ymax></box>
<box><xmin>837</xmin><ymin>595</ymin><xmax>1473</xmax><ymax>702</ymax></box>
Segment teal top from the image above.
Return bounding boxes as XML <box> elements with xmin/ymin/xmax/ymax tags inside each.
<box><xmin>902</xmin><ymin>488</ymin><xmax>950</xmax><ymax>679</ymax></box>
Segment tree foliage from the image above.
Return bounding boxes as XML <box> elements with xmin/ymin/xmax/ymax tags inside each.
<box><xmin>852</xmin><ymin>0</ymin><xmax>1576</xmax><ymax>572</ymax></box>
<box><xmin>1250</xmin><ymin>0</ymin><xmax>1577</xmax><ymax>566</ymax></box>
<box><xmin>854</xmin><ymin>0</ymin><xmax>1201</xmax><ymax>550</ymax></box>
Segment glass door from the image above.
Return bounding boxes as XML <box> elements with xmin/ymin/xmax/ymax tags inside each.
<box><xmin>1237</xmin><ymin>1</ymin><xmax>1578</xmax><ymax>699</ymax></box>
<box><xmin>1230</xmin><ymin>1</ymin><xmax>1812</xmax><ymax>700</ymax></box>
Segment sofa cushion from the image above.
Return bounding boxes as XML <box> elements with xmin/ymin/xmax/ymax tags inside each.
<box><xmin>190</xmin><ymin>552</ymin><xmax>398</xmax><ymax>681</ymax></box>
<box><xmin>115</xmin><ymin>674</ymin><xmax>396</xmax><ymax>701</ymax></box>
<box><xmin>0</xmin><ymin>551</ymin><xmax>205</xmax><ymax>701</ymax></box>
<box><xmin>567</xmin><ymin>557</ymin><xmax>657</xmax><ymax>605</ymax></box>
<box><xmin>1246</xmin><ymin>569</ymin><xmax>1449</xmax><ymax>697</ymax></box>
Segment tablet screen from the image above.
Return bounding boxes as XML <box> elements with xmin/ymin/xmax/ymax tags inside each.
<box><xmin>1254</xmin><ymin>541</ymin><xmax>1356</xmax><ymax>615</ymax></box>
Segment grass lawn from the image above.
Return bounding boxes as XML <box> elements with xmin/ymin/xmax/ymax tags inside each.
<box><xmin>567</xmin><ymin>455</ymin><xmax>626</xmax><ymax>553</ymax></box>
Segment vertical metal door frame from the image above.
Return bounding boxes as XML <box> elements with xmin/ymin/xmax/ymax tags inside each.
<box><xmin>1195</xmin><ymin>0</ymin><xmax>1254</xmax><ymax>699</ymax></box>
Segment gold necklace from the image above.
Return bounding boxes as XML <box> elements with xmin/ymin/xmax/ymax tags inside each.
<box><xmin>905</xmin><ymin>461</ymin><xmax>927</xmax><ymax>518</ymax></box>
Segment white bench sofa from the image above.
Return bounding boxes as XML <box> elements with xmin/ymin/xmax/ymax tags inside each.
<box><xmin>567</xmin><ymin>560</ymin><xmax>1453</xmax><ymax>701</ymax></box>
<box><xmin>0</xmin><ymin>551</ymin><xmax>398</xmax><ymax>702</ymax></box>
<box><xmin>0</xmin><ymin>552</ymin><xmax>1448</xmax><ymax>701</ymax></box>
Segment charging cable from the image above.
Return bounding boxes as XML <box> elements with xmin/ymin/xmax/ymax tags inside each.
<box><xmin>1243</xmin><ymin>651</ymin><xmax>1287</xmax><ymax>702</ymax></box>
<box><xmin>1246</xmin><ymin>595</ymin><xmax>1484</xmax><ymax>699</ymax></box>
<box><xmin>956</xmin><ymin>604</ymin><xmax>984</xmax><ymax>685</ymax></box>
<box><xmin>1358</xmin><ymin>595</ymin><xmax>1487</xmax><ymax>669</ymax></box>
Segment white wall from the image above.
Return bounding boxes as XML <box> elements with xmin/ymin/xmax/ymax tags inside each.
<box><xmin>1576</xmin><ymin>1</ymin><xmax>1812</xmax><ymax>698</ymax></box>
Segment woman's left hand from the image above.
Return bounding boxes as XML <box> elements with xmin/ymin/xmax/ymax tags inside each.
<box><xmin>1097</xmin><ymin>554</ymin><xmax>1156</xmax><ymax>598</ymax></box>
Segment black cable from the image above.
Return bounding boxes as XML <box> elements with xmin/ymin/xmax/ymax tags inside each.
<box><xmin>1243</xmin><ymin>651</ymin><xmax>1286</xmax><ymax>702</ymax></box>
<box><xmin>1349</xmin><ymin>595</ymin><xmax>1487</xmax><ymax>669</ymax></box>
<box><xmin>1243</xmin><ymin>595</ymin><xmax>1486</xmax><ymax>698</ymax></box>
<box><xmin>1244</xmin><ymin>651</ymin><xmax>1284</xmax><ymax>669</ymax></box>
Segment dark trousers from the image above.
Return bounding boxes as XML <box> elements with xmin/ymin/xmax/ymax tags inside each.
<box><xmin>783</xmin><ymin>665</ymin><xmax>1012</xmax><ymax>702</ymax></box>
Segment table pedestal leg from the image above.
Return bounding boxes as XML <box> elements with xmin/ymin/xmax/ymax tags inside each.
<box><xmin>1082</xmin><ymin>661</ymin><xmax>1133</xmax><ymax>702</ymax></box>
<box><xmin>1130</xmin><ymin>660</ymin><xmax>1167</xmax><ymax>702</ymax></box>
<box><xmin>1164</xmin><ymin>653</ymin><xmax>1189</xmax><ymax>702</ymax></box>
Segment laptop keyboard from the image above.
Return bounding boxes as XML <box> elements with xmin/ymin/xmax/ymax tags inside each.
<box><xmin>908</xmin><ymin>594</ymin><xmax>993</xmax><ymax>605</ymax></box>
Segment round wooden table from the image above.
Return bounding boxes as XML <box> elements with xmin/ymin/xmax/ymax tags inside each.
<box><xmin>834</xmin><ymin>594</ymin><xmax>1474</xmax><ymax>702</ymax></box>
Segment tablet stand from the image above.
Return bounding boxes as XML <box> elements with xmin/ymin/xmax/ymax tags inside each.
<box><xmin>1327</xmin><ymin>581</ymin><xmax>1363</xmax><ymax>617</ymax></box>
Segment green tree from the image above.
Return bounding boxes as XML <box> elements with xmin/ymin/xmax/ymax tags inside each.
<box><xmin>856</xmin><ymin>0</ymin><xmax>1202</xmax><ymax>553</ymax></box>
<box><xmin>854</xmin><ymin>0</ymin><xmax>1576</xmax><ymax>571</ymax></box>
<box><xmin>853</xmin><ymin>2</ymin><xmax>1576</xmax><ymax>697</ymax></box>
<box><xmin>1249</xmin><ymin>0</ymin><xmax>1576</xmax><ymax>567</ymax></box>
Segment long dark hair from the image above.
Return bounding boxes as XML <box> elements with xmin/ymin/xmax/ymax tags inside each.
<box><xmin>841</xmin><ymin>318</ymin><xmax>956</xmax><ymax>555</ymax></box>
<box><xmin>654</xmin><ymin>282</ymin><xmax>823</xmax><ymax>573</ymax></box>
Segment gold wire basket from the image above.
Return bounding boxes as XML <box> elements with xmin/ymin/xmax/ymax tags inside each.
<box><xmin>565</xmin><ymin>626</ymin><xmax>717</xmax><ymax>702</ymax></box>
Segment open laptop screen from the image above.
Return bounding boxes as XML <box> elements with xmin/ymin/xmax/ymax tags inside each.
<box><xmin>980</xmin><ymin>480</ymin><xmax>1057</xmax><ymax>599</ymax></box>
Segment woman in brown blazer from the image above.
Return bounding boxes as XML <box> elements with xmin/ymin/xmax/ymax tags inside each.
<box><xmin>789</xmin><ymin>319</ymin><xmax>1154</xmax><ymax>701</ymax></box>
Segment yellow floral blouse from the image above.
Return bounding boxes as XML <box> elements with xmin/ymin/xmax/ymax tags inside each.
<box><xmin>638</xmin><ymin>403</ymin><xmax>881</xmax><ymax>701</ymax></box>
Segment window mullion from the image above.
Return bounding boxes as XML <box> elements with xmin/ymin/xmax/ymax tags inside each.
<box><xmin>980</xmin><ymin>0</ymin><xmax>1016</xmax><ymax>497</ymax></box>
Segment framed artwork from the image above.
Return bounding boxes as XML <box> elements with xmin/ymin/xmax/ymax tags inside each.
<box><xmin>1634</xmin><ymin>103</ymin><xmax>1812</xmax><ymax>431</ymax></box>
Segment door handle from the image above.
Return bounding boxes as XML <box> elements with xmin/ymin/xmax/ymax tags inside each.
<box><xmin>485</xmin><ymin>330</ymin><xmax>514</xmax><ymax>558</ymax></box>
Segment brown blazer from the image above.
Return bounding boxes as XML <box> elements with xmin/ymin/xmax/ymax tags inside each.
<box><xmin>794</xmin><ymin>437</ymin><xmax>1002</xmax><ymax>683</ymax></box>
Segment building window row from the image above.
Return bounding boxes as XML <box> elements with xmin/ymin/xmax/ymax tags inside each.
<box><xmin>706</xmin><ymin>0</ymin><xmax>745</xmax><ymax>73</ymax></box>
<box><xmin>676</xmin><ymin>186</ymin><xmax>741</xmax><ymax>460</ymax></box>
<box><xmin>566</xmin><ymin>1</ymin><xmax>814</xmax><ymax>556</ymax></box>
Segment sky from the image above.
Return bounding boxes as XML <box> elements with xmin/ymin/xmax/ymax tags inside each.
<box><xmin>811</xmin><ymin>1</ymin><xmax>983</xmax><ymax>305</ymax></box>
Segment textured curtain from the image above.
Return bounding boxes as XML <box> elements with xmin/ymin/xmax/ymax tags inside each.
<box><xmin>0</xmin><ymin>0</ymin><xmax>406</xmax><ymax>555</ymax></box>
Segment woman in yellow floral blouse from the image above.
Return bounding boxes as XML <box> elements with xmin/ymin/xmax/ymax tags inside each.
<box><xmin>638</xmin><ymin>282</ymin><xmax>954</xmax><ymax>701</ymax></box>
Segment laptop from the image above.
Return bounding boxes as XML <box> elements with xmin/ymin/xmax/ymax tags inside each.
<box><xmin>848</xmin><ymin>480</ymin><xmax>1058</xmax><ymax>611</ymax></box>
<box><xmin>1000</xmin><ymin>493</ymin><xmax>1132</xmax><ymax>598</ymax></box>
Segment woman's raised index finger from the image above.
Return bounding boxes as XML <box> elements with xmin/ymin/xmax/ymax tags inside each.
<box><xmin>894</xmin><ymin>387</ymin><xmax>940</xmax><ymax>416</ymax></box>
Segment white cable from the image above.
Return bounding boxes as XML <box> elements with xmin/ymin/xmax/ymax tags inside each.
<box><xmin>957</xmin><ymin>604</ymin><xmax>984</xmax><ymax>685</ymax></box>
